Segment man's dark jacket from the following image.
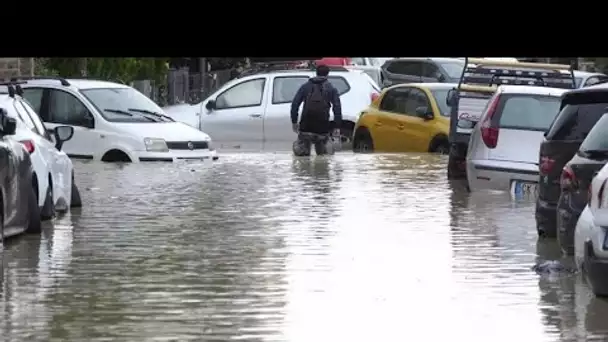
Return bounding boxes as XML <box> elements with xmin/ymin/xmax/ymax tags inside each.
<box><xmin>290</xmin><ymin>76</ymin><xmax>342</xmax><ymax>134</ymax></box>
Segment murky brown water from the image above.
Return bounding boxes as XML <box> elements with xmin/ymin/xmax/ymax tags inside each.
<box><xmin>1</xmin><ymin>153</ymin><xmax>608</xmax><ymax>342</ymax></box>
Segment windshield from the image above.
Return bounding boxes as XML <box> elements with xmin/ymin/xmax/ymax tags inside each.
<box><xmin>430</xmin><ymin>88</ymin><xmax>452</xmax><ymax>117</ymax></box>
<box><xmin>580</xmin><ymin>114</ymin><xmax>608</xmax><ymax>152</ymax></box>
<box><xmin>80</xmin><ymin>87</ymin><xmax>166</xmax><ymax>123</ymax></box>
<box><xmin>439</xmin><ymin>61</ymin><xmax>465</xmax><ymax>79</ymax></box>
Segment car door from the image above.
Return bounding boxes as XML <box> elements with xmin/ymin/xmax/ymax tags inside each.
<box><xmin>420</xmin><ymin>62</ymin><xmax>444</xmax><ymax>83</ymax></box>
<box><xmin>200</xmin><ymin>77</ymin><xmax>267</xmax><ymax>150</ymax></box>
<box><xmin>371</xmin><ymin>88</ymin><xmax>409</xmax><ymax>152</ymax></box>
<box><xmin>382</xmin><ymin>61</ymin><xmax>423</xmax><ymax>87</ymax></box>
<box><xmin>396</xmin><ymin>88</ymin><xmax>436</xmax><ymax>152</ymax></box>
<box><xmin>23</xmin><ymin>87</ymin><xmax>98</xmax><ymax>160</ymax></box>
<box><xmin>263</xmin><ymin>75</ymin><xmax>309</xmax><ymax>148</ymax></box>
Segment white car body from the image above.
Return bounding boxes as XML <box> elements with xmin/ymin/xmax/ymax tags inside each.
<box><xmin>0</xmin><ymin>93</ymin><xmax>73</xmax><ymax>212</ymax></box>
<box><xmin>574</xmin><ymin>163</ymin><xmax>608</xmax><ymax>296</ymax></box>
<box><xmin>163</xmin><ymin>69</ymin><xmax>380</xmax><ymax>151</ymax></box>
<box><xmin>19</xmin><ymin>79</ymin><xmax>217</xmax><ymax>163</ymax></box>
<box><xmin>348</xmin><ymin>57</ymin><xmax>392</xmax><ymax>86</ymax></box>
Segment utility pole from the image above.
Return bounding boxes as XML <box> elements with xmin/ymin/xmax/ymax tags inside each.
<box><xmin>200</xmin><ymin>57</ymin><xmax>207</xmax><ymax>100</ymax></box>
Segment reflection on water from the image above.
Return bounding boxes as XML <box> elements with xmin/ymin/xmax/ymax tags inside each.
<box><xmin>0</xmin><ymin>153</ymin><xmax>607</xmax><ymax>341</ymax></box>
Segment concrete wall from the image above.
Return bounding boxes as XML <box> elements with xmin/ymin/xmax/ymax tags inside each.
<box><xmin>0</xmin><ymin>58</ymin><xmax>34</xmax><ymax>79</ymax></box>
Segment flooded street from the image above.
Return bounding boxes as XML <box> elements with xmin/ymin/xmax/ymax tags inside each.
<box><xmin>2</xmin><ymin>152</ymin><xmax>608</xmax><ymax>341</ymax></box>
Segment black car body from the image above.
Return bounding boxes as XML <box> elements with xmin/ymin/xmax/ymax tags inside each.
<box><xmin>536</xmin><ymin>85</ymin><xmax>608</xmax><ymax>238</ymax></box>
<box><xmin>557</xmin><ymin>113</ymin><xmax>608</xmax><ymax>255</ymax></box>
<box><xmin>380</xmin><ymin>58</ymin><xmax>464</xmax><ymax>88</ymax></box>
<box><xmin>0</xmin><ymin>108</ymin><xmax>40</xmax><ymax>241</ymax></box>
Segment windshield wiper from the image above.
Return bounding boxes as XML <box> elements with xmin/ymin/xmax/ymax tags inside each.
<box><xmin>580</xmin><ymin>149</ymin><xmax>608</xmax><ymax>159</ymax></box>
<box><xmin>128</xmin><ymin>108</ymin><xmax>174</xmax><ymax>122</ymax></box>
<box><xmin>104</xmin><ymin>108</ymin><xmax>156</xmax><ymax>122</ymax></box>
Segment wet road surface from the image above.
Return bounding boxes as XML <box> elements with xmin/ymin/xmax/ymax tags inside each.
<box><xmin>1</xmin><ymin>153</ymin><xmax>608</xmax><ymax>342</ymax></box>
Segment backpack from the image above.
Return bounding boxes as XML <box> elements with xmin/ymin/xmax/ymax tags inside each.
<box><xmin>304</xmin><ymin>82</ymin><xmax>330</xmax><ymax>115</ymax></box>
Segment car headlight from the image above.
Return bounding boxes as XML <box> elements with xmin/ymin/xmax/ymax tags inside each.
<box><xmin>144</xmin><ymin>137</ymin><xmax>169</xmax><ymax>152</ymax></box>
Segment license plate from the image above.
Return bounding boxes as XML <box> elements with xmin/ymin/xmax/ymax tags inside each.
<box><xmin>510</xmin><ymin>180</ymin><xmax>538</xmax><ymax>200</ymax></box>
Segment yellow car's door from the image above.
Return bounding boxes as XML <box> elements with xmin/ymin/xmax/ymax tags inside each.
<box><xmin>397</xmin><ymin>87</ymin><xmax>437</xmax><ymax>152</ymax></box>
<box><xmin>371</xmin><ymin>87</ymin><xmax>413</xmax><ymax>152</ymax></box>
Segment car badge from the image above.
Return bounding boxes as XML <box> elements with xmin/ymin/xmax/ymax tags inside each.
<box><xmin>187</xmin><ymin>142</ymin><xmax>194</xmax><ymax>150</ymax></box>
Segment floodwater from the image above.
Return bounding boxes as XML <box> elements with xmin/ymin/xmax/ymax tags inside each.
<box><xmin>1</xmin><ymin>152</ymin><xmax>607</xmax><ymax>342</ymax></box>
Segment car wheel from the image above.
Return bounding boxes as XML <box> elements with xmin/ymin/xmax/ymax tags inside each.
<box><xmin>433</xmin><ymin>142</ymin><xmax>450</xmax><ymax>155</ymax></box>
<box><xmin>353</xmin><ymin>129</ymin><xmax>374</xmax><ymax>153</ymax></box>
<box><xmin>40</xmin><ymin>183</ymin><xmax>55</xmax><ymax>221</ymax></box>
<box><xmin>26</xmin><ymin>186</ymin><xmax>41</xmax><ymax>234</ymax></box>
<box><xmin>71</xmin><ymin>182</ymin><xmax>82</xmax><ymax>208</ymax></box>
<box><xmin>339</xmin><ymin>125</ymin><xmax>354</xmax><ymax>151</ymax></box>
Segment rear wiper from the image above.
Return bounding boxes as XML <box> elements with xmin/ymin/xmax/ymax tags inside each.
<box><xmin>104</xmin><ymin>108</ymin><xmax>156</xmax><ymax>122</ymax></box>
<box><xmin>580</xmin><ymin>149</ymin><xmax>608</xmax><ymax>159</ymax></box>
<box><xmin>128</xmin><ymin>108</ymin><xmax>174</xmax><ymax>122</ymax></box>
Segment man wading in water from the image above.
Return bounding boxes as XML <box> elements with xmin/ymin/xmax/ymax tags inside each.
<box><xmin>290</xmin><ymin>64</ymin><xmax>342</xmax><ymax>156</ymax></box>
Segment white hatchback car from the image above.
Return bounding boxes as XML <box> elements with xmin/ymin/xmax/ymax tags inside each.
<box><xmin>575</xmin><ymin>162</ymin><xmax>608</xmax><ymax>297</ymax></box>
<box><xmin>0</xmin><ymin>84</ymin><xmax>79</xmax><ymax>220</ymax></box>
<box><xmin>163</xmin><ymin>68</ymin><xmax>380</xmax><ymax>151</ymax></box>
<box><xmin>17</xmin><ymin>77</ymin><xmax>217</xmax><ymax>163</ymax></box>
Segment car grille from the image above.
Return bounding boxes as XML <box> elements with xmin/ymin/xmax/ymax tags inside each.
<box><xmin>166</xmin><ymin>141</ymin><xmax>209</xmax><ymax>150</ymax></box>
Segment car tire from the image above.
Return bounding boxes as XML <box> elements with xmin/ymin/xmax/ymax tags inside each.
<box><xmin>339</xmin><ymin>124</ymin><xmax>354</xmax><ymax>151</ymax></box>
<box><xmin>432</xmin><ymin>142</ymin><xmax>450</xmax><ymax>154</ymax></box>
<box><xmin>353</xmin><ymin>129</ymin><xmax>374</xmax><ymax>153</ymax></box>
<box><xmin>71</xmin><ymin>182</ymin><xmax>82</xmax><ymax>208</ymax></box>
<box><xmin>27</xmin><ymin>187</ymin><xmax>41</xmax><ymax>234</ymax></box>
<box><xmin>40</xmin><ymin>183</ymin><xmax>55</xmax><ymax>221</ymax></box>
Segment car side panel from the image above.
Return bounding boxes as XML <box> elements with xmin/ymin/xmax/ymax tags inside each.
<box><xmin>4</xmin><ymin>140</ymin><xmax>31</xmax><ymax>235</ymax></box>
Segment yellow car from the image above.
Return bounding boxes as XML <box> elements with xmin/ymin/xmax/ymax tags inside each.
<box><xmin>352</xmin><ymin>83</ymin><xmax>455</xmax><ymax>154</ymax></box>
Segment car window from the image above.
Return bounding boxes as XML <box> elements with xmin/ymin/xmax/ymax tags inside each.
<box><xmin>48</xmin><ymin>89</ymin><xmax>91</xmax><ymax>126</ymax></box>
<box><xmin>351</xmin><ymin>58</ymin><xmax>366</xmax><ymax>66</ymax></box>
<box><xmin>421</xmin><ymin>63</ymin><xmax>441</xmax><ymax>79</ymax></box>
<box><xmin>580</xmin><ymin>114</ymin><xmax>608</xmax><ymax>151</ymax></box>
<box><xmin>327</xmin><ymin>76</ymin><xmax>350</xmax><ymax>95</ymax></box>
<box><xmin>19</xmin><ymin>100</ymin><xmax>49</xmax><ymax>138</ymax></box>
<box><xmin>379</xmin><ymin>89</ymin><xmax>401</xmax><ymax>112</ymax></box>
<box><xmin>429</xmin><ymin>88</ymin><xmax>452</xmax><ymax>116</ymax></box>
<box><xmin>386</xmin><ymin>61</ymin><xmax>422</xmax><ymax>76</ymax></box>
<box><xmin>497</xmin><ymin>95</ymin><xmax>562</xmax><ymax>131</ymax></box>
<box><xmin>584</xmin><ymin>77</ymin><xmax>601</xmax><ymax>87</ymax></box>
<box><xmin>438</xmin><ymin>61</ymin><xmax>465</xmax><ymax>79</ymax></box>
<box><xmin>574</xmin><ymin>77</ymin><xmax>583</xmax><ymax>88</ymax></box>
<box><xmin>545</xmin><ymin>93</ymin><xmax>608</xmax><ymax>141</ymax></box>
<box><xmin>22</xmin><ymin>88</ymin><xmax>44</xmax><ymax>114</ymax></box>
<box><xmin>12</xmin><ymin>100</ymin><xmax>42</xmax><ymax>135</ymax></box>
<box><xmin>369</xmin><ymin>58</ymin><xmax>382</xmax><ymax>67</ymax></box>
<box><xmin>216</xmin><ymin>78</ymin><xmax>265</xmax><ymax>109</ymax></box>
<box><xmin>272</xmin><ymin>76</ymin><xmax>308</xmax><ymax>104</ymax></box>
<box><xmin>402</xmin><ymin>88</ymin><xmax>431</xmax><ymax>115</ymax></box>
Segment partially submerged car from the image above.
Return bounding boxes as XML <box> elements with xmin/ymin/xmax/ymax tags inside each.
<box><xmin>379</xmin><ymin>58</ymin><xmax>465</xmax><ymax>88</ymax></box>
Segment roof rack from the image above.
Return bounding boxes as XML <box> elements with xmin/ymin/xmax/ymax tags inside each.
<box><xmin>7</xmin><ymin>76</ymin><xmax>70</xmax><ymax>86</ymax></box>
<box><xmin>0</xmin><ymin>81</ymin><xmax>24</xmax><ymax>97</ymax></box>
<box><xmin>459</xmin><ymin>58</ymin><xmax>576</xmax><ymax>90</ymax></box>
<box><xmin>237</xmin><ymin>60</ymin><xmax>349</xmax><ymax>78</ymax></box>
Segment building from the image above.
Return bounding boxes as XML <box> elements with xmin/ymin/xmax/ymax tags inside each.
<box><xmin>0</xmin><ymin>58</ymin><xmax>34</xmax><ymax>79</ymax></box>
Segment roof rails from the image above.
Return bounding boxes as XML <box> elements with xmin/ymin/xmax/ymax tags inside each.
<box><xmin>0</xmin><ymin>80</ymin><xmax>25</xmax><ymax>97</ymax></box>
<box><xmin>459</xmin><ymin>58</ymin><xmax>576</xmax><ymax>90</ymax></box>
<box><xmin>8</xmin><ymin>76</ymin><xmax>70</xmax><ymax>86</ymax></box>
<box><xmin>237</xmin><ymin>60</ymin><xmax>349</xmax><ymax>78</ymax></box>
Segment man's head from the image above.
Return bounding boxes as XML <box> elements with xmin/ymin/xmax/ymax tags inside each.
<box><xmin>316</xmin><ymin>65</ymin><xmax>330</xmax><ymax>77</ymax></box>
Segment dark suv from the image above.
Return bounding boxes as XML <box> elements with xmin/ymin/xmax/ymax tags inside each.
<box><xmin>536</xmin><ymin>85</ymin><xmax>608</xmax><ymax>238</ymax></box>
<box><xmin>557</xmin><ymin>113</ymin><xmax>608</xmax><ymax>255</ymax></box>
<box><xmin>380</xmin><ymin>58</ymin><xmax>464</xmax><ymax>88</ymax></box>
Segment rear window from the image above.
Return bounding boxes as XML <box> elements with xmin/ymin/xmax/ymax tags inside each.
<box><xmin>497</xmin><ymin>95</ymin><xmax>561</xmax><ymax>131</ymax></box>
<box><xmin>545</xmin><ymin>92</ymin><xmax>608</xmax><ymax>141</ymax></box>
<box><xmin>580</xmin><ymin>113</ymin><xmax>608</xmax><ymax>151</ymax></box>
<box><xmin>327</xmin><ymin>76</ymin><xmax>350</xmax><ymax>95</ymax></box>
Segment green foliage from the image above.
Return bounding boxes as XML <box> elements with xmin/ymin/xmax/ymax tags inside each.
<box><xmin>584</xmin><ymin>58</ymin><xmax>608</xmax><ymax>74</ymax></box>
<box><xmin>36</xmin><ymin>58</ymin><xmax>170</xmax><ymax>84</ymax></box>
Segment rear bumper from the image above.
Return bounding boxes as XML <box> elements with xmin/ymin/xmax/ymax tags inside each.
<box><xmin>536</xmin><ymin>198</ymin><xmax>557</xmax><ymax>237</ymax></box>
<box><xmin>136</xmin><ymin>149</ymin><xmax>218</xmax><ymax>162</ymax></box>
<box><xmin>584</xmin><ymin>240</ymin><xmax>608</xmax><ymax>297</ymax></box>
<box><xmin>466</xmin><ymin>159</ymin><xmax>539</xmax><ymax>192</ymax></box>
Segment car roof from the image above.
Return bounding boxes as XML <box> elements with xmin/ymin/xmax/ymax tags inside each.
<box><xmin>386</xmin><ymin>57</ymin><xmax>464</xmax><ymax>64</ymax></box>
<box><xmin>398</xmin><ymin>83</ymin><xmax>459</xmax><ymax>90</ymax></box>
<box><xmin>498</xmin><ymin>85</ymin><xmax>569</xmax><ymax>96</ymax></box>
<box><xmin>21</xmin><ymin>78</ymin><xmax>130</xmax><ymax>90</ymax></box>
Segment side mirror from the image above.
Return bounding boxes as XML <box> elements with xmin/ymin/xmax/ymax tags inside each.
<box><xmin>416</xmin><ymin>106</ymin><xmax>434</xmax><ymax>120</ymax></box>
<box><xmin>206</xmin><ymin>100</ymin><xmax>216</xmax><ymax>111</ymax></box>
<box><xmin>446</xmin><ymin>89</ymin><xmax>458</xmax><ymax>107</ymax></box>
<box><xmin>53</xmin><ymin>126</ymin><xmax>74</xmax><ymax>151</ymax></box>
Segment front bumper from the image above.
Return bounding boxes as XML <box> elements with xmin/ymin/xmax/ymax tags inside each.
<box><xmin>536</xmin><ymin>198</ymin><xmax>557</xmax><ymax>237</ymax></box>
<box><xmin>136</xmin><ymin>149</ymin><xmax>219</xmax><ymax>162</ymax></box>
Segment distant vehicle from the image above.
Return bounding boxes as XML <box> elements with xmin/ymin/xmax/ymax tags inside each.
<box><xmin>352</xmin><ymin>83</ymin><xmax>453</xmax><ymax>153</ymax></box>
<box><xmin>447</xmin><ymin>58</ymin><xmax>576</xmax><ymax>181</ymax></box>
<box><xmin>465</xmin><ymin>85</ymin><xmax>566</xmax><ymax>197</ymax></box>
<box><xmin>0</xmin><ymin>108</ymin><xmax>41</xmax><ymax>240</ymax></box>
<box><xmin>573</xmin><ymin>70</ymin><xmax>608</xmax><ymax>88</ymax></box>
<box><xmin>163</xmin><ymin>63</ymin><xmax>381</xmax><ymax>151</ymax></box>
<box><xmin>348</xmin><ymin>58</ymin><xmax>393</xmax><ymax>87</ymax></box>
<box><xmin>537</xmin><ymin>83</ymin><xmax>608</xmax><ymax>238</ymax></box>
<box><xmin>17</xmin><ymin>77</ymin><xmax>217</xmax><ymax>163</ymax></box>
<box><xmin>557</xmin><ymin>111</ymin><xmax>608</xmax><ymax>255</ymax></box>
<box><xmin>315</xmin><ymin>57</ymin><xmax>353</xmax><ymax>67</ymax></box>
<box><xmin>574</xmin><ymin>162</ymin><xmax>608</xmax><ymax>297</ymax></box>
<box><xmin>0</xmin><ymin>81</ymin><xmax>80</xmax><ymax>220</ymax></box>
<box><xmin>379</xmin><ymin>58</ymin><xmax>465</xmax><ymax>88</ymax></box>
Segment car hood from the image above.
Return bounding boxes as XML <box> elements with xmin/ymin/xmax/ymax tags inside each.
<box><xmin>113</xmin><ymin>121</ymin><xmax>211</xmax><ymax>141</ymax></box>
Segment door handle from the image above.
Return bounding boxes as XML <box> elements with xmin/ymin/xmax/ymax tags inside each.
<box><xmin>249</xmin><ymin>114</ymin><xmax>262</xmax><ymax>118</ymax></box>
<box><xmin>398</xmin><ymin>125</ymin><xmax>405</xmax><ymax>130</ymax></box>
<box><xmin>374</xmin><ymin>122</ymin><xmax>382</xmax><ymax>127</ymax></box>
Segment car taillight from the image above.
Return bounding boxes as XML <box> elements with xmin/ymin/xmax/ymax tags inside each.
<box><xmin>371</xmin><ymin>92</ymin><xmax>380</xmax><ymax>102</ymax></box>
<box><xmin>480</xmin><ymin>94</ymin><xmax>501</xmax><ymax>149</ymax></box>
<box><xmin>560</xmin><ymin>165</ymin><xmax>577</xmax><ymax>190</ymax></box>
<box><xmin>19</xmin><ymin>140</ymin><xmax>35</xmax><ymax>154</ymax></box>
<box><xmin>539</xmin><ymin>156</ymin><xmax>555</xmax><ymax>175</ymax></box>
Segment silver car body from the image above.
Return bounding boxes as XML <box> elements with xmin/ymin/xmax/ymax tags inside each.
<box><xmin>573</xmin><ymin>70</ymin><xmax>608</xmax><ymax>88</ymax></box>
<box><xmin>347</xmin><ymin>58</ymin><xmax>392</xmax><ymax>86</ymax></box>
<box><xmin>466</xmin><ymin>85</ymin><xmax>568</xmax><ymax>194</ymax></box>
